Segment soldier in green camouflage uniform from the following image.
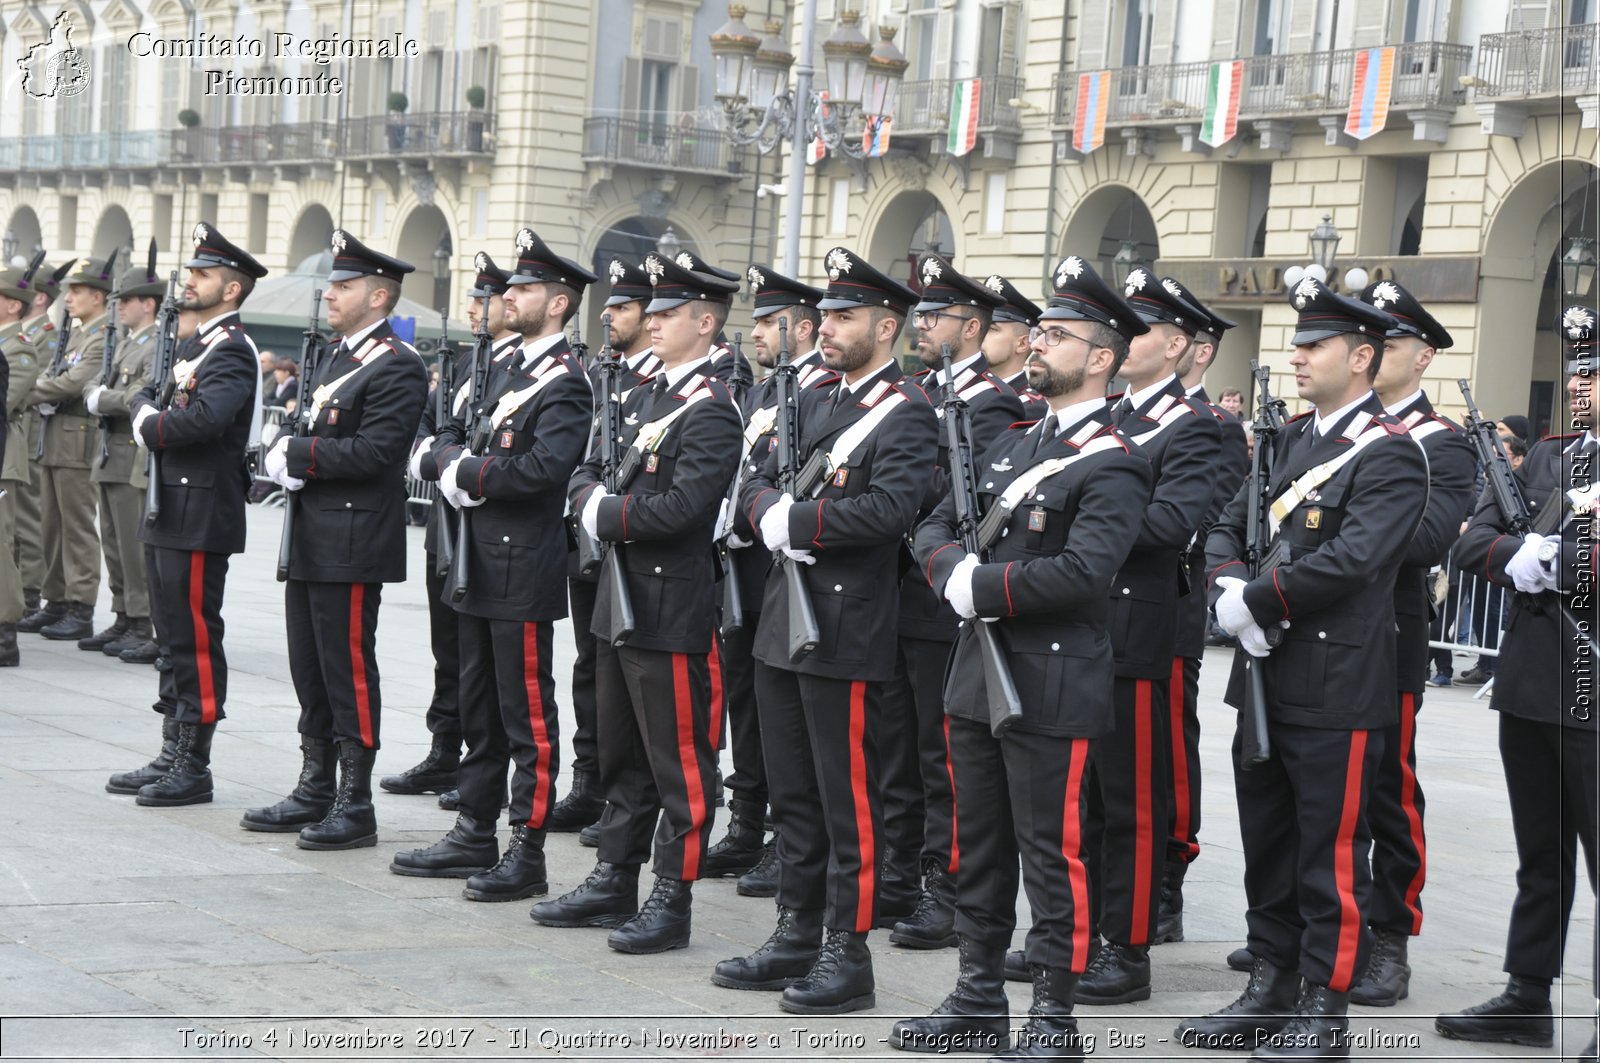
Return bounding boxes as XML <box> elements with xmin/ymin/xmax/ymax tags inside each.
<box><xmin>81</xmin><ymin>262</ymin><xmax>162</xmax><ymax>657</ymax></box>
<box><xmin>21</xmin><ymin>257</ymin><xmax>110</xmax><ymax>641</ymax></box>
<box><xmin>13</xmin><ymin>263</ymin><xmax>58</xmax><ymax>615</ymax></box>
<box><xmin>0</xmin><ymin>265</ymin><xmax>43</xmax><ymax>666</ymax></box>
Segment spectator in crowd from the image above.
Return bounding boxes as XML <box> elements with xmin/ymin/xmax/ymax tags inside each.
<box><xmin>270</xmin><ymin>358</ymin><xmax>299</xmax><ymax>414</ymax></box>
<box><xmin>1217</xmin><ymin>387</ymin><xmax>1244</xmax><ymax>416</ymax></box>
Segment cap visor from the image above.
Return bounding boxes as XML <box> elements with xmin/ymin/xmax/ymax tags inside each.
<box><xmin>1039</xmin><ymin>306</ymin><xmax>1092</xmax><ymax>322</ymax></box>
<box><xmin>506</xmin><ymin>272</ymin><xmax>547</xmax><ymax>286</ymax></box>
<box><xmin>645</xmin><ymin>296</ymin><xmax>690</xmax><ymax>314</ymax></box>
<box><xmin>604</xmin><ymin>293</ymin><xmax>642</xmax><ymax>308</ymax></box>
<box><xmin>327</xmin><ymin>268</ymin><xmax>366</xmax><ymax>282</ymax></box>
<box><xmin>817</xmin><ymin>295</ymin><xmax>869</xmax><ymax>311</ymax></box>
<box><xmin>751</xmin><ymin>303</ymin><xmax>792</xmax><ymax>319</ymax></box>
<box><xmin>1291</xmin><ymin>326</ymin><xmax>1351</xmax><ymax>345</ymax></box>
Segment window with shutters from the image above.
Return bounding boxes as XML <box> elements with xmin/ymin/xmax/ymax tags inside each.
<box><xmin>469</xmin><ymin>47</ymin><xmax>498</xmax><ymax>111</ymax></box>
<box><xmin>978</xmin><ymin>1</ymin><xmax>1022</xmax><ymax>80</ymax></box>
<box><xmin>906</xmin><ymin>0</ymin><xmax>939</xmax><ymax>80</ymax></box>
<box><xmin>476</xmin><ymin>4</ymin><xmax>501</xmax><ymax>41</ymax></box>
<box><xmin>1119</xmin><ymin>0</ymin><xmax>1155</xmax><ymax>67</ymax></box>
<box><xmin>640</xmin><ymin>59</ymin><xmax>676</xmax><ymax>142</ymax></box>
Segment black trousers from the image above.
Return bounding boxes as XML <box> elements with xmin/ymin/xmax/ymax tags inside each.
<box><xmin>948</xmin><ymin>716</ymin><xmax>1094</xmax><ymax>973</ymax></box>
<box><xmin>1166</xmin><ymin>655</ymin><xmax>1203</xmax><ymax>865</ymax></box>
<box><xmin>1085</xmin><ymin>676</ymin><xmax>1170</xmax><ymax>947</ymax></box>
<box><xmin>1236</xmin><ymin>720</ymin><xmax>1378</xmax><ymax>992</ymax></box>
<box><xmin>423</xmin><ymin>553</ymin><xmax>461</xmax><ymax>741</ymax></box>
<box><xmin>594</xmin><ymin>641</ymin><xmax>717</xmax><ymax>881</ymax></box>
<box><xmin>875</xmin><ymin>648</ymin><xmax>926</xmax><ymax>885</ymax></box>
<box><xmin>567</xmin><ymin>575</ymin><xmax>599</xmax><ymax>775</ymax></box>
<box><xmin>718</xmin><ymin>614</ymin><xmax>768</xmax><ymax>808</ymax></box>
<box><xmin>1498</xmin><ymin>712</ymin><xmax>1599</xmax><ymax>988</ymax></box>
<box><xmin>286</xmin><ymin>579</ymin><xmax>384</xmax><ymax>749</ymax></box>
<box><xmin>454</xmin><ymin>615</ymin><xmax>560</xmax><ymax>829</ymax></box>
<box><xmin>755</xmin><ymin>663</ymin><xmax>883</xmax><ymax>932</ymax></box>
<box><xmin>894</xmin><ymin>637</ymin><xmax>958</xmax><ymax>874</ymax></box>
<box><xmin>1367</xmin><ymin>689</ymin><xmax>1427</xmax><ymax>935</ymax></box>
<box><xmin>146</xmin><ymin>546</ymin><xmax>229</xmax><ymax>726</ymax></box>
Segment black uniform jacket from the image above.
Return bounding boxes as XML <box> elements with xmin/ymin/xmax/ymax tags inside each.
<box><xmin>726</xmin><ymin>350</ymin><xmax>834</xmax><ymax>617</ymax></box>
<box><xmin>569</xmin><ymin>361</ymin><xmax>743</xmax><ymax>655</ymax></box>
<box><xmin>567</xmin><ymin>348</ymin><xmax>663</xmax><ymax>583</ymax></box>
<box><xmin>913</xmin><ymin>405</ymin><xmax>1150</xmax><ymax>737</ymax></box>
<box><xmin>742</xmin><ymin>362</ymin><xmax>938</xmax><ymax>681</ymax></box>
<box><xmin>416</xmin><ymin>336</ymin><xmax>519</xmax><ymax>556</ymax></box>
<box><xmin>1206</xmin><ymin>392</ymin><xmax>1429</xmax><ymax>730</ymax></box>
<box><xmin>1110</xmin><ymin>377</ymin><xmax>1222</xmax><ymax>679</ymax></box>
<box><xmin>283</xmin><ymin>320</ymin><xmax>428</xmax><ymax>584</ymax></box>
<box><xmin>1388</xmin><ymin>392</ymin><xmax>1476</xmax><ymax>693</ymax></box>
<box><xmin>433</xmin><ymin>338</ymin><xmax>591</xmax><ymax>622</ymax></box>
<box><xmin>899</xmin><ymin>355</ymin><xmax>1024</xmax><ymax>643</ymax></box>
<box><xmin>134</xmin><ymin>311</ymin><xmax>260</xmax><ymax>555</ymax></box>
<box><xmin>1175</xmin><ymin>386</ymin><xmax>1250</xmax><ymax>658</ymax></box>
<box><xmin>1454</xmin><ymin>431</ymin><xmax>1598</xmax><ymax>730</ymax></box>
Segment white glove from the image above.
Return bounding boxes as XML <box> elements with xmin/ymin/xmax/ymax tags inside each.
<box><xmin>408</xmin><ymin>435</ymin><xmax>434</xmax><ymax>481</ymax></box>
<box><xmin>943</xmin><ymin>553</ymin><xmax>981</xmax><ymax>619</ymax></box>
<box><xmin>1214</xmin><ymin>576</ymin><xmax>1257</xmax><ymax>636</ymax></box>
<box><xmin>263</xmin><ymin>437</ymin><xmax>290</xmax><ymax>483</ymax></box>
<box><xmin>441</xmin><ymin>457</ymin><xmax>486</xmax><ymax>509</ymax></box>
<box><xmin>581</xmin><ymin>486</ymin><xmax>609</xmax><ymax>540</ymax></box>
<box><xmin>727</xmin><ymin>532</ymin><xmax>753</xmax><ymax>550</ymax></box>
<box><xmin>759</xmin><ymin>492</ymin><xmax>796</xmax><ymax>552</ymax></box>
<box><xmin>1505</xmin><ymin>534</ymin><xmax>1549</xmax><ymax>594</ymax></box>
<box><xmin>36</xmin><ymin>402</ymin><xmax>58</xmax><ymax>416</ymax></box>
<box><xmin>1538</xmin><ymin>536</ymin><xmax>1563</xmax><ymax>592</ymax></box>
<box><xmin>131</xmin><ymin>404</ymin><xmax>156</xmax><ymax>447</ymax></box>
<box><xmin>1237</xmin><ymin>623</ymin><xmax>1273</xmax><ymax>658</ymax></box>
<box><xmin>782</xmin><ymin>547</ymin><xmax>816</xmax><ymax>565</ymax></box>
<box><xmin>84</xmin><ymin>385</ymin><xmax>105</xmax><ymax>415</ymax></box>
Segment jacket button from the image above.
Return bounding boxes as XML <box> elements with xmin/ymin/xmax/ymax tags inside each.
<box><xmin>502</xmin><ymin>535</ymin><xmax>510</xmax><ymax>543</ymax></box>
<box><xmin>345</xmin><ymin>502</ymin><xmax>352</xmax><ymax>509</ymax></box>
<box><xmin>834</xmin><ymin>584</ymin><xmax>843</xmax><ymax>592</ymax></box>
<box><xmin>179</xmin><ymin>476</ymin><xmax>188</xmax><ymax>484</ymax></box>
<box><xmin>984</xmin><ymin>481</ymin><xmax>994</xmax><ymax>489</ymax></box>
<box><xmin>1035</xmin><ymin>493</ymin><xmax>1045</xmax><ymax>500</ymax></box>
<box><xmin>654</xmin><ymin>566</ymin><xmax>662</xmax><ymax>574</ymax></box>
<box><xmin>1051</xmin><ymin>642</ymin><xmax>1060</xmax><ymax>651</ymax></box>
<box><xmin>1318</xmin><ymin>631</ymin><xmax>1327</xmax><ymax>639</ymax></box>
<box><xmin>1121</xmin><ymin>587</ymin><xmax>1130</xmax><ymax>595</ymax></box>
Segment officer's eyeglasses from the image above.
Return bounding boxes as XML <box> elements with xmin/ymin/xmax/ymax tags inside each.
<box><xmin>1029</xmin><ymin>326</ymin><xmax>1093</xmax><ymax>349</ymax></box>
<box><xmin>913</xmin><ymin>309</ymin><xmax>974</xmax><ymax>329</ymax></box>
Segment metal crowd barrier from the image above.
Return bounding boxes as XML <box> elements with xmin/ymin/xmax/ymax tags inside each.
<box><xmin>406</xmin><ymin>474</ymin><xmax>438</xmax><ymax>526</ymax></box>
<box><xmin>251</xmin><ymin>404</ymin><xmax>290</xmax><ymax>509</ymax></box>
<box><xmin>1427</xmin><ymin>564</ymin><xmax>1507</xmax><ymax>699</ymax></box>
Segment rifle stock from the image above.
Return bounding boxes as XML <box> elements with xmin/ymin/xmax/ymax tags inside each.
<box><xmin>447</xmin><ymin>295</ymin><xmax>494</xmax><ymax>604</ymax></box>
<box><xmin>143</xmin><ymin>273</ymin><xmax>182</xmax><ymax>527</ymax></box>
<box><xmin>1237</xmin><ymin>360</ymin><xmax>1283</xmax><ymax>768</ymax></box>
<box><xmin>96</xmin><ymin>270</ymin><xmax>125</xmax><ymax>466</ymax></box>
<box><xmin>773</xmin><ymin>318</ymin><xmax>819</xmax><ymax>662</ymax></box>
<box><xmin>433</xmin><ymin>312</ymin><xmax>455</xmax><ymax>577</ymax></box>
<box><xmin>276</xmin><ymin>287</ymin><xmax>323</xmax><ymax>578</ymax></box>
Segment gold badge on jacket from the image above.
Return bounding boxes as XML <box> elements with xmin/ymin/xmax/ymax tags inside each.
<box><xmin>645</xmin><ymin>453</ymin><xmax>659</xmax><ymax>474</ymax></box>
<box><xmin>1305</xmin><ymin>507</ymin><xmax>1322</xmax><ymax>530</ymax></box>
<box><xmin>499</xmin><ymin>430</ymin><xmax>514</xmax><ymax>450</ymax></box>
<box><xmin>1028</xmin><ymin>508</ymin><xmax>1047</xmax><ymax>532</ymax></box>
<box><xmin>832</xmin><ymin>468</ymin><xmax>849</xmax><ymax>488</ymax></box>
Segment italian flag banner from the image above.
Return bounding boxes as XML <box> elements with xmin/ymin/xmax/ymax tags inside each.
<box><xmin>947</xmin><ymin>78</ymin><xmax>981</xmax><ymax>157</ymax></box>
<box><xmin>1200</xmin><ymin>60</ymin><xmax>1243</xmax><ymax>147</ymax></box>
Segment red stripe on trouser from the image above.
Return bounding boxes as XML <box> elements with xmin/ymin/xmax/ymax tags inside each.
<box><xmin>707</xmin><ymin>634</ymin><xmax>725</xmax><ymax>750</ymax></box>
<box><xmin>1398</xmin><ymin>692</ymin><xmax>1426</xmax><ymax>934</ymax></box>
<box><xmin>189</xmin><ymin>552</ymin><xmax>218</xmax><ymax>724</ymax></box>
<box><xmin>1061</xmin><ymin>738</ymin><xmax>1092</xmax><ymax>972</ymax></box>
<box><xmin>672</xmin><ymin>653</ymin><xmax>708</xmax><ymax>879</ymax></box>
<box><xmin>1330</xmin><ymin>730</ymin><xmax>1369</xmax><ymax>991</ymax></box>
<box><xmin>1129</xmin><ymin>678</ymin><xmax>1154</xmax><ymax>945</ymax></box>
<box><xmin>349</xmin><ymin>584</ymin><xmax>374</xmax><ymax>747</ymax></box>
<box><xmin>848</xmin><ymin>680</ymin><xmax>876</xmax><ymax>932</ymax></box>
<box><xmin>943</xmin><ymin>715</ymin><xmax>959</xmax><ymax>875</ymax></box>
<box><xmin>523</xmin><ymin>622</ymin><xmax>553</xmax><ymax>828</ymax></box>
<box><xmin>1168</xmin><ymin>656</ymin><xmax>1192</xmax><ymax>855</ymax></box>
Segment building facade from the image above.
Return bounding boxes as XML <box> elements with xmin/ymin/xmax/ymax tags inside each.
<box><xmin>0</xmin><ymin>0</ymin><xmax>1594</xmax><ymax>429</ymax></box>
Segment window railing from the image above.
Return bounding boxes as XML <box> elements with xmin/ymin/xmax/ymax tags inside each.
<box><xmin>582</xmin><ymin>116</ymin><xmax>743</xmax><ymax>176</ymax></box>
<box><xmin>341</xmin><ymin>111</ymin><xmax>497</xmax><ymax>157</ymax></box>
<box><xmin>894</xmin><ymin>75</ymin><xmax>1025</xmax><ymax>137</ymax></box>
<box><xmin>1476</xmin><ymin>21</ymin><xmax>1598</xmax><ymax>98</ymax></box>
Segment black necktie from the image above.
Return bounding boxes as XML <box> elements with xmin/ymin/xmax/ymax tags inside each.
<box><xmin>1112</xmin><ymin>398</ymin><xmax>1133</xmax><ymax>424</ymax></box>
<box><xmin>651</xmin><ymin>375</ymin><xmax>670</xmax><ymax>400</ymax></box>
<box><xmin>1034</xmin><ymin>414</ymin><xmax>1056</xmax><ymax>456</ymax></box>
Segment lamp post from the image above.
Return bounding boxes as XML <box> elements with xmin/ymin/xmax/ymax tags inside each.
<box><xmin>1561</xmin><ymin>236</ymin><xmax>1597</xmax><ymax>299</ymax></box>
<box><xmin>711</xmin><ymin>1</ymin><xmax>905</xmax><ymax>277</ymax></box>
<box><xmin>431</xmin><ymin>235</ymin><xmax>451</xmax><ymax>315</ymax></box>
<box><xmin>2</xmin><ymin>229</ymin><xmax>16</xmax><ymax>264</ymax></box>
<box><xmin>1283</xmin><ymin>214</ymin><xmax>1369</xmax><ymax>292</ymax></box>
<box><xmin>1110</xmin><ymin>239</ymin><xmax>1142</xmax><ymax>289</ymax></box>
<box><xmin>655</xmin><ymin>225</ymin><xmax>682</xmax><ymax>260</ymax></box>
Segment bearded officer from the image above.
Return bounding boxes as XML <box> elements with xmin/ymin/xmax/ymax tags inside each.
<box><xmin>0</xmin><ymin>259</ymin><xmax>46</xmax><ymax>666</ymax></box>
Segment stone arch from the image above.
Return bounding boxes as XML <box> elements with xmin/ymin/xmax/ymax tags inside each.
<box><xmin>863</xmin><ymin>190</ymin><xmax>958</xmax><ymax>289</ymax></box>
<box><xmin>1059</xmin><ymin>184</ymin><xmax>1159</xmax><ymax>279</ymax></box>
<box><xmin>90</xmin><ymin>204</ymin><xmax>133</xmax><ymax>261</ymax></box>
<box><xmin>577</xmin><ymin>208</ymin><xmax>711</xmax><ymax>346</ymax></box>
<box><xmin>5</xmin><ymin>205</ymin><xmax>42</xmax><ymax>266</ymax></box>
<box><xmin>392</xmin><ymin>202</ymin><xmax>455</xmax><ymax>316</ymax></box>
<box><xmin>1479</xmin><ymin>155</ymin><xmax>1600</xmax><ymax>435</ymax></box>
<box><xmin>288</xmin><ymin>203</ymin><xmax>335</xmax><ymax>271</ymax></box>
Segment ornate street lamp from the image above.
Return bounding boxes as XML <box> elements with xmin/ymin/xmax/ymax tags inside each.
<box><xmin>1308</xmin><ymin>213</ymin><xmax>1341</xmax><ymax>275</ymax></box>
<box><xmin>1561</xmin><ymin>236</ymin><xmax>1597</xmax><ymax>299</ymax></box>
<box><xmin>750</xmin><ymin>20</ymin><xmax>795</xmax><ymax>112</ymax></box>
<box><xmin>821</xmin><ymin>9</ymin><xmax>871</xmax><ymax>115</ymax></box>
<box><xmin>2</xmin><ymin>229</ymin><xmax>16</xmax><ymax>262</ymax></box>
<box><xmin>656</xmin><ymin>225</ymin><xmax>682</xmax><ymax>260</ymax></box>
<box><xmin>1110</xmin><ymin>239</ymin><xmax>1142</xmax><ymax>289</ymax></box>
<box><xmin>864</xmin><ymin>24</ymin><xmax>908</xmax><ymax>117</ymax></box>
<box><xmin>711</xmin><ymin>5</ymin><xmax>761</xmax><ymax>105</ymax></box>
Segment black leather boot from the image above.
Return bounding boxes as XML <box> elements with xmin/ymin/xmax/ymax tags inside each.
<box><xmin>240</xmin><ymin>740</ymin><xmax>337</xmax><ymax>831</ymax></box>
<box><xmin>891</xmin><ymin>859</ymin><xmax>957</xmax><ymax>950</ymax></box>
<box><xmin>0</xmin><ymin>623</ymin><xmax>19</xmax><ymax>667</ymax></box>
<box><xmin>737</xmin><ymin>837</ymin><xmax>780</xmax><ymax>897</ymax></box>
<box><xmin>464</xmin><ymin>825</ymin><xmax>549</xmax><ymax>901</ymax></box>
<box><xmin>40</xmin><ymin>601</ymin><xmax>94</xmax><ymax>641</ymax></box>
<box><xmin>390</xmin><ymin>812</ymin><xmax>499</xmax><ymax>878</ymax></box>
<box><xmin>102</xmin><ymin>616</ymin><xmax>153</xmax><ymax>657</ymax></box>
<box><xmin>1075</xmin><ymin>940</ymin><xmax>1151</xmax><ymax>1004</ymax></box>
<box><xmin>889</xmin><ymin>936</ymin><xmax>1008</xmax><ymax>1052</ymax></box>
<box><xmin>23</xmin><ymin>589</ymin><xmax>39</xmax><ymax>613</ymax></box>
<box><xmin>712</xmin><ymin>906</ymin><xmax>823</xmax><ymax>991</ymax></box>
<box><xmin>876</xmin><ymin>850</ymin><xmax>920</xmax><ymax>928</ymax></box>
<box><xmin>120</xmin><ymin>638</ymin><xmax>162</xmax><ymax>665</ymax></box>
<box><xmin>1251</xmin><ymin>982</ymin><xmax>1349</xmax><ymax>1060</ymax></box>
<box><xmin>1004</xmin><ymin>949</ymin><xmax>1033</xmax><ymax>983</ymax></box>
<box><xmin>993</xmin><ymin>966</ymin><xmax>1086</xmax><ymax>1061</ymax></box>
<box><xmin>438</xmin><ymin>788</ymin><xmax>461</xmax><ymax>810</ymax></box>
<box><xmin>702</xmin><ymin>799</ymin><xmax>766</xmax><ymax>877</ymax></box>
<box><xmin>1228</xmin><ymin>946</ymin><xmax>1256</xmax><ymax>972</ymax></box>
<box><xmin>1580</xmin><ymin>1030</ymin><xmax>1598</xmax><ymax>1063</ymax></box>
<box><xmin>79</xmin><ymin>612</ymin><xmax>129</xmax><ymax>651</ymax></box>
<box><xmin>136</xmin><ymin>722</ymin><xmax>216</xmax><ymax>806</ymax></box>
<box><xmin>107</xmin><ymin>715</ymin><xmax>180</xmax><ymax>794</ymax></box>
<box><xmin>1175</xmin><ymin>955</ymin><xmax>1300</xmax><ymax>1050</ymax></box>
<box><xmin>16</xmin><ymin>600</ymin><xmax>65</xmax><ymax>634</ymax></box>
<box><xmin>578</xmin><ymin>821</ymin><xmax>600</xmax><ymax>847</ymax></box>
<box><xmin>1348</xmin><ymin>926</ymin><xmax>1410</xmax><ymax>1006</ymax></box>
<box><xmin>297</xmin><ymin>742</ymin><xmax>378</xmax><ymax>850</ymax></box>
<box><xmin>1434</xmin><ymin>976</ymin><xmax>1554</xmax><ymax>1046</ymax></box>
<box><xmin>780</xmin><ymin>928</ymin><xmax>874</xmax><ymax>1015</ymax></box>
<box><xmin>529</xmin><ymin>861</ymin><xmax>639</xmax><ymax>928</ymax></box>
<box><xmin>545</xmin><ymin>767</ymin><xmax>604</xmax><ymax>832</ymax></box>
<box><xmin>608</xmin><ymin>876</ymin><xmax>692</xmax><ymax>953</ymax></box>
<box><xmin>378</xmin><ymin>732</ymin><xmax>461</xmax><ymax>795</ymax></box>
<box><xmin>1153</xmin><ymin>859</ymin><xmax>1186</xmax><ymax>944</ymax></box>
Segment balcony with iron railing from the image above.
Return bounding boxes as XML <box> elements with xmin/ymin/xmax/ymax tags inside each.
<box><xmin>893</xmin><ymin>74</ymin><xmax>1025</xmax><ymax>142</ymax></box>
<box><xmin>1050</xmin><ymin>41</ymin><xmax>1471</xmax><ymax>137</ymax></box>
<box><xmin>342</xmin><ymin>111</ymin><xmax>496</xmax><ymax>158</ymax></box>
<box><xmin>1476</xmin><ymin>21</ymin><xmax>1598</xmax><ymax>99</ymax></box>
<box><xmin>581</xmin><ymin>116</ymin><xmax>745</xmax><ymax>179</ymax></box>
<box><xmin>166</xmin><ymin>122</ymin><xmax>339</xmax><ymax>166</ymax></box>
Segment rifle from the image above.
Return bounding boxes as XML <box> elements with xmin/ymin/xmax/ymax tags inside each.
<box><xmin>35</xmin><ymin>260</ymin><xmax>84</xmax><ymax>460</ymax></box>
<box><xmin>576</xmin><ymin>313</ymin><xmax>636</xmax><ymax>643</ymax></box>
<box><xmin>715</xmin><ymin>332</ymin><xmax>749</xmax><ymax>638</ymax></box>
<box><xmin>95</xmin><ymin>266</ymin><xmax>126</xmax><ymax>466</ymax></box>
<box><xmin>1237</xmin><ymin>360</ymin><xmax>1286</xmax><ymax>768</ymax></box>
<box><xmin>446</xmin><ymin>294</ymin><xmax>495</xmax><ymax>604</ymax></box>
<box><xmin>275</xmin><ymin>287</ymin><xmax>324</xmax><ymax>577</ymax></box>
<box><xmin>729</xmin><ymin>331</ymin><xmax>747</xmax><ymax>408</ymax></box>
<box><xmin>940</xmin><ymin>343</ymin><xmax>1024</xmax><ymax>736</ymax></box>
<box><xmin>771</xmin><ymin>318</ymin><xmax>821</xmax><ymax>663</ymax></box>
<box><xmin>432</xmin><ymin>311</ymin><xmax>455</xmax><ymax>577</ymax></box>
<box><xmin>1458</xmin><ymin>379</ymin><xmax>1598</xmax><ymax>658</ymax></box>
<box><xmin>142</xmin><ymin>272</ymin><xmax>182</xmax><ymax>526</ymax></box>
